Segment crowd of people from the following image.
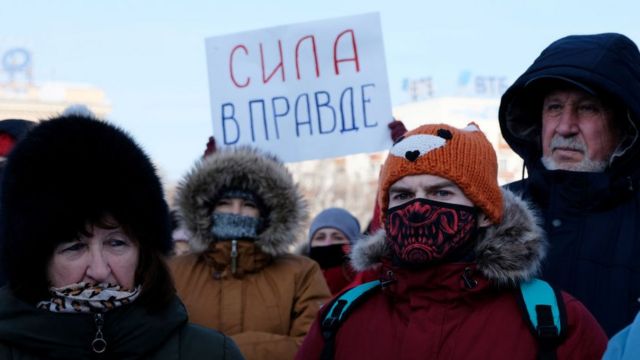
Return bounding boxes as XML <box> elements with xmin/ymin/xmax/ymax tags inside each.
<box><xmin>0</xmin><ymin>32</ymin><xmax>638</xmax><ymax>359</ymax></box>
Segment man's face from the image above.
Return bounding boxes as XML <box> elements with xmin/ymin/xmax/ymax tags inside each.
<box><xmin>387</xmin><ymin>174</ymin><xmax>491</xmax><ymax>228</ymax></box>
<box><xmin>384</xmin><ymin>174</ymin><xmax>491</xmax><ymax>265</ymax></box>
<box><xmin>541</xmin><ymin>88</ymin><xmax>619</xmax><ymax>172</ymax></box>
<box><xmin>389</xmin><ymin>174</ymin><xmax>473</xmax><ymax>208</ymax></box>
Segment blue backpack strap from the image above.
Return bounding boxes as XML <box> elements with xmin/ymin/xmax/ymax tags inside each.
<box><xmin>517</xmin><ymin>278</ymin><xmax>567</xmax><ymax>360</ymax></box>
<box><xmin>320</xmin><ymin>280</ymin><xmax>382</xmax><ymax>360</ymax></box>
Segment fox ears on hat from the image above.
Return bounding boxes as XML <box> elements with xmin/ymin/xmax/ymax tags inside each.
<box><xmin>389</xmin><ymin>123</ymin><xmax>480</xmax><ymax>162</ymax></box>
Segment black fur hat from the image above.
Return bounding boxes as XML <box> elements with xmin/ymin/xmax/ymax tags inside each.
<box><xmin>0</xmin><ymin>114</ymin><xmax>172</xmax><ymax>304</ymax></box>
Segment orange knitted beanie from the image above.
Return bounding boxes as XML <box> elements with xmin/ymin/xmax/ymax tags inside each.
<box><xmin>378</xmin><ymin>123</ymin><xmax>503</xmax><ymax>225</ymax></box>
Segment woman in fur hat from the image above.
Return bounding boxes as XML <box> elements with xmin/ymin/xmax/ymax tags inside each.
<box><xmin>169</xmin><ymin>146</ymin><xmax>331</xmax><ymax>360</ymax></box>
<box><xmin>0</xmin><ymin>114</ymin><xmax>244</xmax><ymax>359</ymax></box>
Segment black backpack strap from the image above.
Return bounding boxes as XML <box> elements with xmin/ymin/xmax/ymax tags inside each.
<box><xmin>320</xmin><ymin>280</ymin><xmax>382</xmax><ymax>360</ymax></box>
<box><xmin>516</xmin><ymin>278</ymin><xmax>568</xmax><ymax>360</ymax></box>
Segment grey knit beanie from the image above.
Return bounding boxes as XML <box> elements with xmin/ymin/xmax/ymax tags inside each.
<box><xmin>308</xmin><ymin>207</ymin><xmax>361</xmax><ymax>244</ymax></box>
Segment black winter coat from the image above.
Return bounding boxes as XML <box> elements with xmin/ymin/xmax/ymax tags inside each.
<box><xmin>499</xmin><ymin>33</ymin><xmax>640</xmax><ymax>336</ymax></box>
<box><xmin>0</xmin><ymin>287</ymin><xmax>245</xmax><ymax>360</ymax></box>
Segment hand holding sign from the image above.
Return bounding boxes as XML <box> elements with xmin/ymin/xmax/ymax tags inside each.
<box><xmin>203</xmin><ymin>136</ymin><xmax>217</xmax><ymax>158</ymax></box>
<box><xmin>388</xmin><ymin>119</ymin><xmax>407</xmax><ymax>142</ymax></box>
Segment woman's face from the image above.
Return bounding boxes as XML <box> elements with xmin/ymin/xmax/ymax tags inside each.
<box><xmin>48</xmin><ymin>224</ymin><xmax>139</xmax><ymax>289</ymax></box>
<box><xmin>310</xmin><ymin>228</ymin><xmax>350</xmax><ymax>247</ymax></box>
<box><xmin>214</xmin><ymin>197</ymin><xmax>260</xmax><ymax>218</ymax></box>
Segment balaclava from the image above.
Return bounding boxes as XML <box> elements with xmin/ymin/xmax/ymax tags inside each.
<box><xmin>378</xmin><ymin>123</ymin><xmax>503</xmax><ymax>267</ymax></box>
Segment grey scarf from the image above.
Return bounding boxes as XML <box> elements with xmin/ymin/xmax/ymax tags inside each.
<box><xmin>210</xmin><ymin>213</ymin><xmax>262</xmax><ymax>240</ymax></box>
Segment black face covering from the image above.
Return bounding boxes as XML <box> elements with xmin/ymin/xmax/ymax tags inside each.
<box><xmin>309</xmin><ymin>244</ymin><xmax>348</xmax><ymax>269</ymax></box>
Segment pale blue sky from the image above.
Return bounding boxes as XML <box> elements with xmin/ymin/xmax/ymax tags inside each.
<box><xmin>2</xmin><ymin>0</ymin><xmax>638</xmax><ymax>183</ymax></box>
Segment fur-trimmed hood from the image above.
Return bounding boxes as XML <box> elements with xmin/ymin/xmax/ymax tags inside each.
<box><xmin>176</xmin><ymin>146</ymin><xmax>308</xmax><ymax>256</ymax></box>
<box><xmin>351</xmin><ymin>189</ymin><xmax>546</xmax><ymax>286</ymax></box>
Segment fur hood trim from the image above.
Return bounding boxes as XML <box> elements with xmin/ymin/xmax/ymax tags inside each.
<box><xmin>351</xmin><ymin>189</ymin><xmax>546</xmax><ymax>285</ymax></box>
<box><xmin>177</xmin><ymin>146</ymin><xmax>308</xmax><ymax>256</ymax></box>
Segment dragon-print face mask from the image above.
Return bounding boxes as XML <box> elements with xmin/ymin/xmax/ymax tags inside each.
<box><xmin>385</xmin><ymin>198</ymin><xmax>478</xmax><ymax>267</ymax></box>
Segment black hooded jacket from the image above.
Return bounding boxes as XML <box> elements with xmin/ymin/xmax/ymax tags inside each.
<box><xmin>0</xmin><ymin>118</ymin><xmax>35</xmax><ymax>286</ymax></box>
<box><xmin>499</xmin><ymin>33</ymin><xmax>640</xmax><ymax>336</ymax></box>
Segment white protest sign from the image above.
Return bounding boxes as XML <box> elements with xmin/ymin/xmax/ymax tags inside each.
<box><xmin>205</xmin><ymin>12</ymin><xmax>393</xmax><ymax>162</ymax></box>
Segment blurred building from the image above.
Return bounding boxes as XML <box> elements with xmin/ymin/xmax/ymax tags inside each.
<box><xmin>288</xmin><ymin>152</ymin><xmax>386</xmax><ymax>233</ymax></box>
<box><xmin>0</xmin><ymin>47</ymin><xmax>110</xmax><ymax>121</ymax></box>
<box><xmin>0</xmin><ymin>82</ymin><xmax>111</xmax><ymax>121</ymax></box>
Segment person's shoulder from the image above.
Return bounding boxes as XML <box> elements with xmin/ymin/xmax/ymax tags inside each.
<box><xmin>0</xmin><ymin>344</ymin><xmax>17</xmax><ymax>360</ymax></box>
<box><xmin>603</xmin><ymin>311</ymin><xmax>640</xmax><ymax>360</ymax></box>
<box><xmin>178</xmin><ymin>323</ymin><xmax>244</xmax><ymax>358</ymax></box>
<box><xmin>273</xmin><ymin>253</ymin><xmax>320</xmax><ymax>270</ymax></box>
<box><xmin>503</xmin><ymin>178</ymin><xmax>528</xmax><ymax>193</ymax></box>
<box><xmin>168</xmin><ymin>253</ymin><xmax>200</xmax><ymax>269</ymax></box>
<box><xmin>0</xmin><ymin>317</ymin><xmax>35</xmax><ymax>359</ymax></box>
<box><xmin>559</xmin><ymin>290</ymin><xmax>584</xmax><ymax>308</ymax></box>
<box><xmin>556</xmin><ymin>290</ymin><xmax>608</xmax><ymax>357</ymax></box>
<box><xmin>268</xmin><ymin>254</ymin><xmax>326</xmax><ymax>285</ymax></box>
<box><xmin>179</xmin><ymin>322</ymin><xmax>226</xmax><ymax>342</ymax></box>
<box><xmin>559</xmin><ymin>291</ymin><xmax>607</xmax><ymax>335</ymax></box>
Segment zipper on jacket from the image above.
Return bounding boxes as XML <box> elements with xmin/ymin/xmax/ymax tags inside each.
<box><xmin>231</xmin><ymin>239</ymin><xmax>238</xmax><ymax>274</ymax></box>
<box><xmin>380</xmin><ymin>269</ymin><xmax>396</xmax><ymax>288</ymax></box>
<box><xmin>92</xmin><ymin>313</ymin><xmax>107</xmax><ymax>354</ymax></box>
<box><xmin>461</xmin><ymin>267</ymin><xmax>478</xmax><ymax>289</ymax></box>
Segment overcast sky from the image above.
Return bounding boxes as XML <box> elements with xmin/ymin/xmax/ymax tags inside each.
<box><xmin>2</xmin><ymin>0</ymin><xmax>638</xmax><ymax>183</ymax></box>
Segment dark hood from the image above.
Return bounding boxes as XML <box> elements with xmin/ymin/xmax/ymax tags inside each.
<box><xmin>499</xmin><ymin>33</ymin><xmax>640</xmax><ymax>180</ymax></box>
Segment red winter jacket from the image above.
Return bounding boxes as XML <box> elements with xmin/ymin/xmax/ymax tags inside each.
<box><xmin>297</xmin><ymin>263</ymin><xmax>605</xmax><ymax>360</ymax></box>
<box><xmin>322</xmin><ymin>263</ymin><xmax>357</xmax><ymax>295</ymax></box>
<box><xmin>296</xmin><ymin>190</ymin><xmax>607</xmax><ymax>360</ymax></box>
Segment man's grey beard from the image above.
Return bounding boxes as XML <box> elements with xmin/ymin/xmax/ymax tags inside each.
<box><xmin>541</xmin><ymin>135</ymin><xmax>609</xmax><ymax>172</ymax></box>
<box><xmin>541</xmin><ymin>156</ymin><xmax>608</xmax><ymax>172</ymax></box>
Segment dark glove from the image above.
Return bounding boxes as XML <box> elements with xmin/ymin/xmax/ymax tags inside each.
<box><xmin>203</xmin><ymin>136</ymin><xmax>216</xmax><ymax>158</ymax></box>
<box><xmin>388</xmin><ymin>119</ymin><xmax>407</xmax><ymax>142</ymax></box>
